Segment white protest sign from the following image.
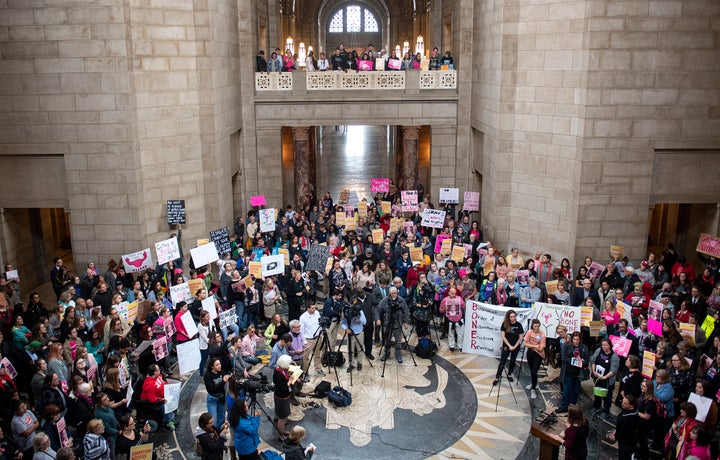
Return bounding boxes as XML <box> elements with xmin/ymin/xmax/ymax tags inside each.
<box><xmin>169</xmin><ymin>282</ymin><xmax>192</xmax><ymax>306</ymax></box>
<box><xmin>122</xmin><ymin>248</ymin><xmax>154</xmax><ymax>273</ymax></box>
<box><xmin>164</xmin><ymin>379</ymin><xmax>182</xmax><ymax>413</ymax></box>
<box><xmin>116</xmin><ymin>301</ymin><xmax>129</xmax><ymax>322</ymax></box>
<box><xmin>179</xmin><ymin>311</ymin><xmax>198</xmax><ymax>338</ymax></box>
<box><xmin>155</xmin><ymin>237</ymin><xmax>180</xmax><ymax>265</ymax></box>
<box><xmin>688</xmin><ymin>392</ymin><xmax>713</xmax><ymax>423</ymax></box>
<box><xmin>5</xmin><ymin>270</ymin><xmax>18</xmax><ymax>280</ymax></box>
<box><xmin>461</xmin><ymin>301</ymin><xmax>536</xmax><ymax>358</ymax></box>
<box><xmin>401</xmin><ymin>190</ymin><xmax>418</xmax><ymax>212</ymax></box>
<box><xmin>259</xmin><ymin>208</ymin><xmax>276</xmax><ymax>233</ymax></box>
<box><xmin>439</xmin><ymin>188</ymin><xmax>459</xmax><ymax>204</ymax></box>
<box><xmin>463</xmin><ymin>191</ymin><xmax>480</xmax><ymax>211</ymax></box>
<box><xmin>421</xmin><ymin>209</ymin><xmax>446</xmax><ymax>228</ymax></box>
<box><xmin>176</xmin><ymin>339</ymin><xmax>201</xmax><ymax>375</ymax></box>
<box><xmin>201</xmin><ymin>296</ymin><xmax>217</xmax><ymax>321</ymax></box>
<box><xmin>190</xmin><ymin>243</ymin><xmax>219</xmax><ymax>268</ymax></box>
<box><xmin>219</xmin><ymin>309</ymin><xmax>238</xmax><ymax>329</ymax></box>
<box><xmin>533</xmin><ymin>302</ymin><xmax>581</xmax><ymax>338</ymax></box>
<box><xmin>261</xmin><ymin>254</ymin><xmax>285</xmax><ymax>277</ymax></box>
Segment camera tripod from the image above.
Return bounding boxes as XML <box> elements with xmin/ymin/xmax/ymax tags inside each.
<box><xmin>489</xmin><ymin>352</ymin><xmax>519</xmax><ymax>412</ymax></box>
<box><xmin>408</xmin><ymin>299</ymin><xmax>443</xmax><ymax>359</ymax></box>
<box><xmin>246</xmin><ymin>390</ymin><xmax>286</xmax><ymax>442</ymax></box>
<box><xmin>379</xmin><ymin>304</ymin><xmax>417</xmax><ymax>378</ymax></box>
<box><xmin>304</xmin><ymin>323</ymin><xmax>342</xmax><ymax>388</ymax></box>
<box><xmin>339</xmin><ymin>322</ymin><xmax>374</xmax><ymax>386</ymax></box>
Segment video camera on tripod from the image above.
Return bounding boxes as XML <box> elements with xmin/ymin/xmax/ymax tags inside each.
<box><xmin>232</xmin><ymin>373</ymin><xmax>274</xmax><ymax>399</ymax></box>
<box><xmin>342</xmin><ymin>297</ymin><xmax>361</xmax><ymax>321</ymax></box>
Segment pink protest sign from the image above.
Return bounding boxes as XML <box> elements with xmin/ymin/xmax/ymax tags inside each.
<box><xmin>434</xmin><ymin>234</ymin><xmax>450</xmax><ymax>253</ymax></box>
<box><xmin>249</xmin><ymin>195</ymin><xmax>266</xmax><ymax>207</ymax></box>
<box><xmin>610</xmin><ymin>335</ymin><xmax>632</xmax><ymax>357</ymax></box>
<box><xmin>697</xmin><ymin>233</ymin><xmax>720</xmax><ymax>258</ymax></box>
<box><xmin>358</xmin><ymin>60</ymin><xmax>373</xmax><ymax>71</ymax></box>
<box><xmin>648</xmin><ymin>318</ymin><xmax>662</xmax><ymax>336</ymax></box>
<box><xmin>371</xmin><ymin>178</ymin><xmax>390</xmax><ymax>193</ymax></box>
<box><xmin>462</xmin><ymin>191</ymin><xmax>480</xmax><ymax>211</ymax></box>
<box><xmin>587</xmin><ymin>261</ymin><xmax>606</xmax><ymax>279</ymax></box>
<box><xmin>387</xmin><ymin>58</ymin><xmax>401</xmax><ymax>70</ymax></box>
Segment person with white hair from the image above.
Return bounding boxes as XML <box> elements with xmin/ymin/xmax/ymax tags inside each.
<box><xmin>272</xmin><ymin>355</ymin><xmax>293</xmax><ymax>440</ymax></box>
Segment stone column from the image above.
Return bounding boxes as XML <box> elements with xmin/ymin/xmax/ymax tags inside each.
<box><xmin>293</xmin><ymin>127</ymin><xmax>312</xmax><ymax>210</ymax></box>
<box><xmin>401</xmin><ymin>126</ymin><xmax>420</xmax><ymax>190</ymax></box>
<box><xmin>308</xmin><ymin>127</ymin><xmax>317</xmax><ymax>206</ymax></box>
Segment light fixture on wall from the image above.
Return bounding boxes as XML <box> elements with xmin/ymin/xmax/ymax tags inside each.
<box><xmin>286</xmin><ymin>37</ymin><xmax>294</xmax><ymax>54</ymax></box>
<box><xmin>298</xmin><ymin>42</ymin><xmax>306</xmax><ymax>67</ymax></box>
<box><xmin>403</xmin><ymin>40</ymin><xmax>410</xmax><ymax>56</ymax></box>
<box><xmin>415</xmin><ymin>35</ymin><xmax>424</xmax><ymax>56</ymax></box>
<box><xmin>308</xmin><ymin>45</ymin><xmax>313</xmax><ymax>53</ymax></box>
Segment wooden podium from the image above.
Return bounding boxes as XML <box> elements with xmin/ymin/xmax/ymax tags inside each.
<box><xmin>530</xmin><ymin>418</ymin><xmax>564</xmax><ymax>460</ymax></box>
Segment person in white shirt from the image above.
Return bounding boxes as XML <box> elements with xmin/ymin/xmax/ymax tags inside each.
<box><xmin>299</xmin><ymin>304</ymin><xmax>324</xmax><ymax>376</ymax></box>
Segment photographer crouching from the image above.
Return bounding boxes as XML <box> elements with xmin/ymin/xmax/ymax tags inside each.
<box><xmin>375</xmin><ymin>286</ymin><xmax>410</xmax><ymax>363</ymax></box>
<box><xmin>341</xmin><ymin>294</ymin><xmax>367</xmax><ymax>372</ymax></box>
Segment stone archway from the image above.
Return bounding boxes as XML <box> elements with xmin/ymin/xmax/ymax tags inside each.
<box><xmin>317</xmin><ymin>0</ymin><xmax>390</xmax><ymax>53</ymax></box>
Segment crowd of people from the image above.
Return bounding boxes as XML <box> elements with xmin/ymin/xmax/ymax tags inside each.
<box><xmin>1</xmin><ymin>183</ymin><xmax>718</xmax><ymax>460</ymax></box>
<box><xmin>256</xmin><ymin>43</ymin><xmax>454</xmax><ymax>73</ymax></box>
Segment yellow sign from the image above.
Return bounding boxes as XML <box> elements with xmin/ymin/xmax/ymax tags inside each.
<box><xmin>641</xmin><ymin>350</ymin><xmax>656</xmax><ymax>379</ymax></box>
<box><xmin>545</xmin><ymin>280</ymin><xmax>558</xmax><ymax>295</ymax></box>
<box><xmin>197</xmin><ymin>238</ymin><xmax>209</xmax><ymax>246</ymax></box>
<box><xmin>278</xmin><ymin>248</ymin><xmax>289</xmax><ymax>265</ymax></box>
<box><xmin>483</xmin><ymin>258</ymin><xmax>495</xmax><ymax>275</ymax></box>
<box><xmin>451</xmin><ymin>245</ymin><xmax>465</xmax><ymax>263</ymax></box>
<box><xmin>580</xmin><ymin>306</ymin><xmax>593</xmax><ymax>327</ymax></box>
<box><xmin>325</xmin><ymin>256</ymin><xmax>334</xmax><ymax>274</ymax></box>
<box><xmin>440</xmin><ymin>238</ymin><xmax>452</xmax><ymax>255</ymax></box>
<box><xmin>610</xmin><ymin>245</ymin><xmax>624</xmax><ymax>260</ymax></box>
<box><xmin>372</xmin><ymin>228</ymin><xmax>384</xmax><ymax>242</ymax></box>
<box><xmin>589</xmin><ymin>320</ymin><xmax>604</xmax><ymax>337</ymax></box>
<box><xmin>130</xmin><ymin>443</ymin><xmax>153</xmax><ymax>460</ymax></box>
<box><xmin>188</xmin><ymin>279</ymin><xmax>204</xmax><ymax>296</ymax></box>
<box><xmin>358</xmin><ymin>202</ymin><xmax>367</xmax><ymax>218</ymax></box>
<box><xmin>389</xmin><ymin>218</ymin><xmax>400</xmax><ymax>233</ymax></box>
<box><xmin>381</xmin><ymin>201</ymin><xmax>391</xmax><ymax>214</ymax></box>
<box><xmin>336</xmin><ymin>212</ymin><xmax>346</xmax><ymax>227</ymax></box>
<box><xmin>679</xmin><ymin>322</ymin><xmax>696</xmax><ymax>347</ymax></box>
<box><xmin>126</xmin><ymin>300</ymin><xmax>138</xmax><ymax>323</ymax></box>
<box><xmin>242</xmin><ymin>275</ymin><xmax>254</xmax><ymax>289</ymax></box>
<box><xmin>248</xmin><ymin>261</ymin><xmax>262</xmax><ymax>278</ymax></box>
<box><xmin>345</xmin><ymin>219</ymin><xmax>357</xmax><ymax>231</ymax></box>
<box><xmin>410</xmin><ymin>247</ymin><xmax>424</xmax><ymax>263</ymax></box>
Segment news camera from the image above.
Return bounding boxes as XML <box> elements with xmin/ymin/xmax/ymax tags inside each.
<box><xmin>233</xmin><ymin>373</ymin><xmax>273</xmax><ymax>397</ymax></box>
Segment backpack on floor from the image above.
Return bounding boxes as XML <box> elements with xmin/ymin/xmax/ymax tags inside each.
<box><xmin>260</xmin><ymin>451</ymin><xmax>283</xmax><ymax>460</ymax></box>
<box><xmin>328</xmin><ymin>386</ymin><xmax>352</xmax><ymax>407</ymax></box>
<box><xmin>313</xmin><ymin>380</ymin><xmax>332</xmax><ymax>398</ymax></box>
<box><xmin>415</xmin><ymin>337</ymin><xmax>438</xmax><ymax>359</ymax></box>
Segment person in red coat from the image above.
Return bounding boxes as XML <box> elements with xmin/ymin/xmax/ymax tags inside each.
<box><xmin>139</xmin><ymin>364</ymin><xmax>176</xmax><ymax>430</ymax></box>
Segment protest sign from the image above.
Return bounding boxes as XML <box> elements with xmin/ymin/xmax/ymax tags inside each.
<box><xmin>545</xmin><ymin>280</ymin><xmax>558</xmax><ymax>295</ymax></box>
<box><xmin>462</xmin><ymin>301</ymin><xmax>536</xmax><ymax>358</ymax></box>
<box><xmin>197</xmin><ymin>239</ymin><xmax>209</xmax><ymax>246</ymax></box>
<box><xmin>421</xmin><ymin>209</ymin><xmax>446</xmax><ymax>228</ymax></box>
<box><xmin>615</xmin><ymin>301</ymin><xmax>633</xmax><ymax>326</ymax></box>
<box><xmin>306</xmin><ymin>244</ymin><xmax>331</xmax><ymax>273</ymax></box>
<box><xmin>344</xmin><ymin>204</ymin><xmax>355</xmax><ymax>216</ymax></box>
<box><xmin>261</xmin><ymin>254</ymin><xmax>285</xmax><ymax>277</ymax></box>
<box><xmin>163</xmin><ymin>317</ymin><xmax>176</xmax><ymax>338</ymax></box>
<box><xmin>688</xmin><ymin>393</ymin><xmax>713</xmax><ymax>423</ymax></box>
<box><xmin>248</xmin><ymin>261</ymin><xmax>262</xmax><ymax>278</ymax></box>
<box><xmin>0</xmin><ymin>357</ymin><xmax>17</xmax><ymax>379</ymax></box>
<box><xmin>358</xmin><ymin>59</ymin><xmax>373</xmax><ymax>71</ymax></box>
<box><xmin>433</xmin><ymin>234</ymin><xmax>449</xmax><ymax>253</ymax></box>
<box><xmin>462</xmin><ymin>191</ymin><xmax>480</xmax><ymax>211</ymax></box>
<box><xmin>580</xmin><ymin>306</ymin><xmax>593</xmax><ymax>327</ymax></box>
<box><xmin>164</xmin><ymin>379</ymin><xmax>181</xmax><ymax>413</ymax></box>
<box><xmin>496</xmin><ymin>265</ymin><xmax>508</xmax><ymax>279</ymax></box>
<box><xmin>187</xmin><ymin>279</ymin><xmax>204</xmax><ymax>297</ymax></box>
<box><xmin>440</xmin><ymin>238</ymin><xmax>452</xmax><ymax>255</ymax></box>
<box><xmin>483</xmin><ymin>258</ymin><xmax>495</xmax><ymax>276</ymax></box>
<box><xmin>403</xmin><ymin>221</ymin><xmax>414</xmax><ymax>235</ymax></box>
<box><xmin>167</xmin><ymin>200</ymin><xmax>186</xmax><ymax>225</ymax></box>
<box><xmin>451</xmin><ymin>245</ymin><xmax>465</xmax><ymax>263</ymax></box>
<box><xmin>169</xmin><ymin>282</ymin><xmax>192</xmax><ymax>306</ymax></box>
<box><xmin>335</xmin><ymin>211</ymin><xmax>346</xmax><ymax>227</ymax></box>
<box><xmin>515</xmin><ymin>269</ymin><xmax>530</xmax><ymax>285</ymax></box>
<box><xmin>123</xmin><ymin>249</ymin><xmax>154</xmax><ymax>273</ymax></box>
<box><xmin>609</xmin><ymin>335</ymin><xmax>632</xmax><ymax>357</ymax></box>
<box><xmin>325</xmin><ymin>256</ymin><xmax>334</xmax><ymax>274</ymax></box>
<box><xmin>389</xmin><ymin>218</ymin><xmax>400</xmax><ymax>233</ymax></box>
<box><xmin>610</xmin><ymin>245</ymin><xmax>624</xmax><ymax>259</ymax></box>
<box><xmin>375</xmin><ymin>58</ymin><xmax>385</xmax><ymax>71</ymax></box>
<box><xmin>201</xmin><ymin>296</ymin><xmax>217</xmax><ymax>321</ymax></box>
<box><xmin>358</xmin><ymin>202</ymin><xmax>367</xmax><ymax>218</ymax></box>
<box><xmin>381</xmin><ymin>201</ymin><xmax>391</xmax><ymax>215</ymax></box>
<box><xmin>176</xmin><ymin>339</ymin><xmax>201</xmax><ymax>375</ymax></box>
<box><xmin>589</xmin><ymin>321</ymin><xmax>604</xmax><ymax>337</ymax></box>
<box><xmin>155</xmin><ymin>237</ymin><xmax>180</xmax><ymax>265</ymax></box>
<box><xmin>696</xmin><ymin>233</ymin><xmax>720</xmax><ymax>258</ymax></box>
<box><xmin>130</xmin><ymin>444</ymin><xmax>154</xmax><ymax>460</ymax></box>
<box><xmin>152</xmin><ymin>336</ymin><xmax>169</xmax><ymax>360</ymax></box>
<box><xmin>190</xmin><ymin>243</ymin><xmax>219</xmax><ymax>268</ymax></box>
<box><xmin>219</xmin><ymin>309</ymin><xmax>238</xmax><ymax>329</ymax></box>
<box><xmin>463</xmin><ymin>244</ymin><xmax>473</xmax><ymax>258</ymax></box>
<box><xmin>534</xmin><ymin>303</ymin><xmax>581</xmax><ymax>338</ymax></box>
<box><xmin>371</xmin><ymin>178</ymin><xmax>390</xmax><ymax>193</ymax></box>
<box><xmin>679</xmin><ymin>322</ymin><xmax>696</xmax><ymax>346</ymax></box>
<box><xmin>57</xmin><ymin>417</ymin><xmax>69</xmax><ymax>448</ymax></box>
<box><xmin>131</xmin><ymin>340</ymin><xmax>153</xmax><ymax>359</ymax></box>
<box><xmin>339</xmin><ymin>190</ymin><xmax>349</xmax><ymax>204</ymax></box>
<box><xmin>371</xmin><ymin>228</ymin><xmax>384</xmax><ymax>243</ymax></box>
<box><xmin>126</xmin><ymin>300</ymin><xmax>138</xmax><ymax>323</ymax></box>
<box><xmin>439</xmin><ymin>188</ymin><xmax>459</xmax><ymax>204</ymax></box>
<box><xmin>587</xmin><ymin>261</ymin><xmax>606</xmax><ymax>279</ymax></box>
<box><xmin>401</xmin><ymin>190</ymin><xmax>418</xmax><ymax>212</ymax></box>
<box><xmin>210</xmin><ymin>227</ymin><xmax>231</xmax><ymax>255</ymax></box>
<box><xmin>410</xmin><ymin>247</ymin><xmax>424</xmax><ymax>263</ymax></box>
<box><xmin>387</xmin><ymin>58</ymin><xmax>401</xmax><ymax>70</ymax></box>
<box><xmin>278</xmin><ymin>248</ymin><xmax>289</xmax><ymax>265</ymax></box>
<box><xmin>179</xmin><ymin>311</ymin><xmax>198</xmax><ymax>338</ymax></box>
<box><xmin>259</xmin><ymin>208</ymin><xmax>276</xmax><ymax>233</ymax></box>
<box><xmin>4</xmin><ymin>270</ymin><xmax>18</xmax><ymax>281</ymax></box>
<box><xmin>345</xmin><ymin>218</ymin><xmax>357</xmax><ymax>231</ymax></box>
<box><xmin>642</xmin><ymin>350</ymin><xmax>656</xmax><ymax>379</ymax></box>
<box><xmin>348</xmin><ymin>191</ymin><xmax>359</xmax><ymax>207</ymax></box>
<box><xmin>249</xmin><ymin>195</ymin><xmax>266</xmax><ymax>207</ymax></box>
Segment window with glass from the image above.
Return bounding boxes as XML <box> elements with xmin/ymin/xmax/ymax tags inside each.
<box><xmin>328</xmin><ymin>5</ymin><xmax>379</xmax><ymax>33</ymax></box>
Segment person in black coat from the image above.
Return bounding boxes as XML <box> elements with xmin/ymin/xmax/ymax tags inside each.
<box><xmin>195</xmin><ymin>413</ymin><xmax>228</xmax><ymax>460</ymax></box>
<box><xmin>281</xmin><ymin>426</ymin><xmax>314</xmax><ymax>460</ymax></box>
<box><xmin>609</xmin><ymin>395</ymin><xmax>639</xmax><ymax>460</ymax></box>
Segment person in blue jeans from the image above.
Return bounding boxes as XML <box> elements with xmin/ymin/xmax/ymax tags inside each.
<box><xmin>204</xmin><ymin>358</ymin><xmax>230</xmax><ymax>429</ymax></box>
<box><xmin>557</xmin><ymin>331</ymin><xmax>589</xmax><ymax>414</ymax></box>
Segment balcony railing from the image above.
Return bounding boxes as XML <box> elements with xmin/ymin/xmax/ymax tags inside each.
<box><xmin>255</xmin><ymin>70</ymin><xmax>457</xmax><ymax>92</ymax></box>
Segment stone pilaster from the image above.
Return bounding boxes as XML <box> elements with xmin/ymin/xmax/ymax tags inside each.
<box><xmin>401</xmin><ymin>126</ymin><xmax>420</xmax><ymax>190</ymax></box>
<box><xmin>293</xmin><ymin>127</ymin><xmax>312</xmax><ymax>209</ymax></box>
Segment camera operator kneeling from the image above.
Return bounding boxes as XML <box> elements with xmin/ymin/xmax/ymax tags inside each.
<box><xmin>195</xmin><ymin>412</ymin><xmax>229</xmax><ymax>460</ymax></box>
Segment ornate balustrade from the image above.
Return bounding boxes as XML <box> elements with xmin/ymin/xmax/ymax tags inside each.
<box><xmin>255</xmin><ymin>70</ymin><xmax>457</xmax><ymax>92</ymax></box>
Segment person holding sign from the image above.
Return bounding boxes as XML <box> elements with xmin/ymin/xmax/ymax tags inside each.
<box><xmin>557</xmin><ymin>332</ymin><xmax>589</xmax><ymax>414</ymax></box>
<box><xmin>589</xmin><ymin>338</ymin><xmax>619</xmax><ymax>420</ymax></box>
<box><xmin>439</xmin><ymin>288</ymin><xmax>464</xmax><ymax>353</ymax></box>
<box><xmin>493</xmin><ymin>310</ymin><xmax>524</xmax><ymax>386</ymax></box>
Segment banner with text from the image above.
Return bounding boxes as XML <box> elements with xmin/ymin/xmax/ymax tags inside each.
<box><xmin>462</xmin><ymin>301</ymin><xmax>536</xmax><ymax>358</ymax></box>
